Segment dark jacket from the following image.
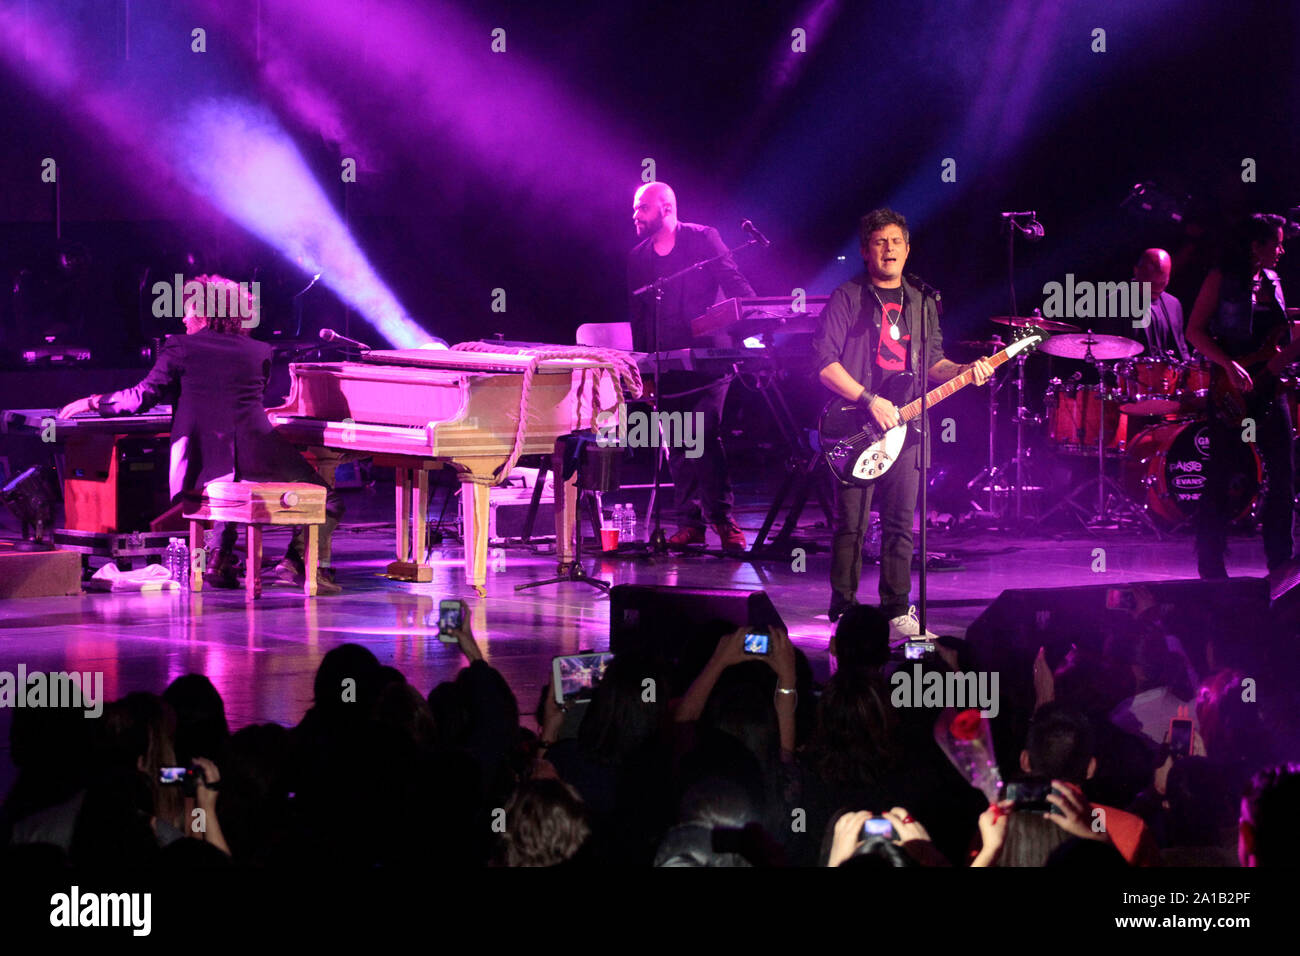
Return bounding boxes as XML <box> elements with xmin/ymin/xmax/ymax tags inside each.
<box><xmin>627</xmin><ymin>221</ymin><xmax>755</xmax><ymax>352</ymax></box>
<box><xmin>1209</xmin><ymin>267</ymin><xmax>1287</xmax><ymax>358</ymax></box>
<box><xmin>812</xmin><ymin>274</ymin><xmax>946</xmax><ymax>463</ymax></box>
<box><xmin>97</xmin><ymin>330</ymin><xmax>310</xmax><ymax>499</ymax></box>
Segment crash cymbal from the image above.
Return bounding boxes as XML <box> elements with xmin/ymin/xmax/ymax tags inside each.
<box><xmin>990</xmin><ymin>315</ymin><xmax>1080</xmax><ymax>333</ymax></box>
<box><xmin>1040</xmin><ymin>333</ymin><xmax>1144</xmax><ymax>361</ymax></box>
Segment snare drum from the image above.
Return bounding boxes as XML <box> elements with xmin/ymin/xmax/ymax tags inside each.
<box><xmin>1116</xmin><ymin>357</ymin><xmax>1184</xmax><ymax>416</ymax></box>
<box><xmin>1044</xmin><ymin>381</ymin><xmax>1127</xmax><ymax>454</ymax></box>
<box><xmin>1123</xmin><ymin>420</ymin><xmax>1261</xmax><ymax>525</ymax></box>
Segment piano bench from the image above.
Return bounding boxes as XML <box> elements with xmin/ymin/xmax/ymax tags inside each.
<box><xmin>182</xmin><ymin>481</ymin><xmax>327</xmax><ymax>601</ymax></box>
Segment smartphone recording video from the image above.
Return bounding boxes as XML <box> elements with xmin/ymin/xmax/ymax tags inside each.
<box><xmin>552</xmin><ymin>652</ymin><xmax>615</xmax><ymax>706</ymax></box>
<box><xmin>904</xmin><ymin>641</ymin><xmax>935</xmax><ymax>660</ymax></box>
<box><xmin>743</xmin><ymin>631</ymin><xmax>770</xmax><ymax>655</ymax></box>
<box><xmin>437</xmin><ymin>599</ymin><xmax>463</xmax><ymax>643</ymax></box>
<box><xmin>862</xmin><ymin>817</ymin><xmax>897</xmax><ymax>841</ymax></box>
<box><xmin>1168</xmin><ymin>717</ymin><xmax>1193</xmax><ymax>758</ymax></box>
<box><xmin>1005</xmin><ymin>777</ymin><xmax>1063</xmax><ymax>815</ymax></box>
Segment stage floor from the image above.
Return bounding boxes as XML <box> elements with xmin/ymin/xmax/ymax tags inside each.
<box><xmin>0</xmin><ymin>489</ymin><xmax>1270</xmax><ymax>796</ymax></box>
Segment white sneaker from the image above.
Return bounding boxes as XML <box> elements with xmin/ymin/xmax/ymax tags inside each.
<box><xmin>888</xmin><ymin>605</ymin><xmax>938</xmax><ymax>644</ymax></box>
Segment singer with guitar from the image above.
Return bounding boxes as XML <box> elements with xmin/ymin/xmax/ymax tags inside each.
<box><xmin>813</xmin><ymin>208</ymin><xmax>994</xmax><ymax>637</ymax></box>
<box><xmin>1185</xmin><ymin>213</ymin><xmax>1295</xmax><ymax>586</ymax></box>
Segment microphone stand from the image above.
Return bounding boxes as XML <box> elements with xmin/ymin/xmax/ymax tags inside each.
<box><xmin>631</xmin><ymin>236</ymin><xmax>761</xmax><ymax>552</ymax></box>
<box><xmin>913</xmin><ymin>279</ymin><xmax>941</xmax><ymax>639</ymax></box>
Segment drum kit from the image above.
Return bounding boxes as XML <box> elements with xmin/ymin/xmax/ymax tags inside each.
<box><xmin>968</xmin><ymin>315</ymin><xmax>1263</xmax><ymax>532</ymax></box>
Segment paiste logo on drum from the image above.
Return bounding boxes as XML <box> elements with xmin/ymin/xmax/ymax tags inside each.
<box><xmin>1041</xmin><ymin>275</ymin><xmax>1152</xmax><ymax>327</ymax></box>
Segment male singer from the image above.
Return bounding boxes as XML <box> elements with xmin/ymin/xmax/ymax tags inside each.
<box><xmin>813</xmin><ymin>208</ymin><xmax>992</xmax><ymax>639</ymax></box>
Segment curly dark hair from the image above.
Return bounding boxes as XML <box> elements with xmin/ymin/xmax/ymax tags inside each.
<box><xmin>185</xmin><ymin>274</ymin><xmax>257</xmax><ymax>334</ymax></box>
<box><xmin>859</xmin><ymin>208</ymin><xmax>910</xmax><ymax>247</ymax></box>
<box><xmin>501</xmin><ymin>778</ymin><xmax>592</xmax><ymax>867</ymax></box>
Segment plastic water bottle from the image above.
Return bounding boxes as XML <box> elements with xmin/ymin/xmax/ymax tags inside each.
<box><xmin>176</xmin><ymin>539</ymin><xmax>190</xmax><ymax>587</ymax></box>
<box><xmin>612</xmin><ymin>503</ymin><xmax>627</xmax><ymax>540</ymax></box>
<box><xmin>625</xmin><ymin>502</ymin><xmax>639</xmax><ymax>543</ymax></box>
<box><xmin>165</xmin><ymin>538</ymin><xmax>178</xmax><ymax>581</ymax></box>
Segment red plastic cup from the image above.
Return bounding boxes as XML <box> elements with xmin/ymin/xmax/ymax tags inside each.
<box><xmin>600</xmin><ymin>527</ymin><xmax>620</xmax><ymax>551</ymax></box>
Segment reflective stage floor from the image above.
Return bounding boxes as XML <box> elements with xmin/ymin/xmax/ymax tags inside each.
<box><xmin>0</xmin><ymin>488</ymin><xmax>1270</xmax><ymax>796</ymax></box>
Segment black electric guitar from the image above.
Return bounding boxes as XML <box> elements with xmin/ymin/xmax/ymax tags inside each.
<box><xmin>819</xmin><ymin>326</ymin><xmax>1048</xmax><ymax>485</ymax></box>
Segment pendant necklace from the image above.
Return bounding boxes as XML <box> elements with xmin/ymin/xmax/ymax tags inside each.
<box><xmin>871</xmin><ymin>287</ymin><xmax>902</xmax><ymax>340</ymax></box>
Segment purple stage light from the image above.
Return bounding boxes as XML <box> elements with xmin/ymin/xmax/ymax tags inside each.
<box><xmin>0</xmin><ymin>6</ymin><xmax>427</xmax><ymax>348</ymax></box>
<box><xmin>169</xmin><ymin>99</ymin><xmax>428</xmax><ymax>348</ymax></box>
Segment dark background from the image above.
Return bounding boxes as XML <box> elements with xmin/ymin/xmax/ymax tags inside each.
<box><xmin>1</xmin><ymin>0</ymin><xmax>1297</xmax><ymax>495</ymax></box>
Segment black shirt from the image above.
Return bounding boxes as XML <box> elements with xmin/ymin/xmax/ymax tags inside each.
<box><xmin>627</xmin><ymin>222</ymin><xmax>756</xmax><ymax>352</ymax></box>
<box><xmin>812</xmin><ymin>273</ymin><xmax>944</xmax><ymax>402</ymax></box>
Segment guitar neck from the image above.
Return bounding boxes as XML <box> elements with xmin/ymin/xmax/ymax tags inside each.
<box><xmin>897</xmin><ymin>348</ymin><xmax>1016</xmax><ymax>423</ymax></box>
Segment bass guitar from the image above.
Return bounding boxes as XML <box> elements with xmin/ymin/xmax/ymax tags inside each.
<box><xmin>1208</xmin><ymin>323</ymin><xmax>1300</xmax><ymax>424</ymax></box>
<box><xmin>819</xmin><ymin>325</ymin><xmax>1048</xmax><ymax>485</ymax></box>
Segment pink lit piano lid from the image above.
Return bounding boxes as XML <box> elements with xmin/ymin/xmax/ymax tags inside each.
<box><xmin>362</xmin><ymin>348</ymin><xmax>617</xmax><ymax>374</ymax></box>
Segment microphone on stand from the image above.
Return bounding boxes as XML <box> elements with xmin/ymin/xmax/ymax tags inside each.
<box><xmin>319</xmin><ymin>328</ymin><xmax>372</xmax><ymax>352</ymax></box>
<box><xmin>1001</xmin><ymin>211</ymin><xmax>1045</xmax><ymax>242</ymax></box>
<box><xmin>906</xmin><ymin>273</ymin><xmax>943</xmax><ymax>316</ymax></box>
<box><xmin>740</xmin><ymin>219</ymin><xmax>771</xmax><ymax>247</ymax></box>
<box><xmin>905</xmin><ymin>273</ymin><xmax>942</xmax><ymax>298</ymax></box>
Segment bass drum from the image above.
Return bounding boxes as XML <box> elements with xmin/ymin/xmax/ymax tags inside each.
<box><xmin>1123</xmin><ymin>421</ymin><xmax>1261</xmax><ymax>526</ymax></box>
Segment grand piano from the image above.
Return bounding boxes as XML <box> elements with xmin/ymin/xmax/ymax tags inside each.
<box><xmin>268</xmin><ymin>346</ymin><xmax>627</xmax><ymax>592</ymax></box>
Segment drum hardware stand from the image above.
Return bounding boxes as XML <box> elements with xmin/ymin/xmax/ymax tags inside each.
<box><xmin>965</xmin><ymin>341</ymin><xmax>1046</xmax><ymax>527</ymax></box>
<box><xmin>963</xmin><ymin>334</ymin><xmax>1005</xmax><ymax>523</ymax></box>
<box><xmin>1038</xmin><ymin>338</ymin><xmax>1161</xmax><ymax>535</ymax></box>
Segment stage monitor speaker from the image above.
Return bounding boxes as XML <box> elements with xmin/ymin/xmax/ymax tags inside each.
<box><xmin>965</xmin><ymin>577</ymin><xmax>1270</xmax><ymax>719</ymax></box>
<box><xmin>609</xmin><ymin>584</ymin><xmax>785</xmax><ymax>665</ymax></box>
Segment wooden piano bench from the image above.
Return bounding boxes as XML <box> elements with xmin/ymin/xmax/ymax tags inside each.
<box><xmin>183</xmin><ymin>481</ymin><xmax>327</xmax><ymax>601</ymax></box>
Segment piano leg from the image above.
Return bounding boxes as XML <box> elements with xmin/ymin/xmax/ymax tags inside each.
<box><xmin>461</xmin><ymin>480</ymin><xmax>490</xmax><ymax>596</ymax></box>
<box><xmin>412</xmin><ymin>470</ymin><xmax>428</xmax><ymax>566</ymax></box>
<box><xmin>553</xmin><ymin>442</ymin><xmax>579</xmax><ymax>568</ymax></box>
<box><xmin>395</xmin><ymin>468</ymin><xmax>411</xmax><ymax>563</ymax></box>
<box><xmin>386</xmin><ymin>464</ymin><xmax>434</xmax><ymax>583</ymax></box>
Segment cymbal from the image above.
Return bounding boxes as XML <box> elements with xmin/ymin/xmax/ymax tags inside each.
<box><xmin>1040</xmin><ymin>333</ymin><xmax>1144</xmax><ymax>361</ymax></box>
<box><xmin>990</xmin><ymin>315</ymin><xmax>1080</xmax><ymax>333</ymax></box>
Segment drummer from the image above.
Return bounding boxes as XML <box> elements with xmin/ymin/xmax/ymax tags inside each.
<box><xmin>1134</xmin><ymin>248</ymin><xmax>1190</xmax><ymax>362</ymax></box>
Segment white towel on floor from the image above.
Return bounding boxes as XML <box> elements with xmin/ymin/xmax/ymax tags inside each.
<box><xmin>88</xmin><ymin>563</ymin><xmax>180</xmax><ymax>593</ymax></box>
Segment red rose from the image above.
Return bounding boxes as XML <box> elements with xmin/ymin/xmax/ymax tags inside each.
<box><xmin>950</xmin><ymin>708</ymin><xmax>983</xmax><ymax>741</ymax></box>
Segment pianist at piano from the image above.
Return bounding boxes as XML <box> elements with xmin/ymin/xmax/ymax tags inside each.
<box><xmin>56</xmin><ymin>275</ymin><xmax>345</xmax><ymax>594</ymax></box>
<box><xmin>628</xmin><ymin>181</ymin><xmax>755</xmax><ymax>553</ymax></box>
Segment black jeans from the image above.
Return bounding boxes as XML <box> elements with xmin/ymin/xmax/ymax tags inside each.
<box><xmin>1197</xmin><ymin>388</ymin><xmax>1294</xmax><ymax>571</ymax></box>
<box><xmin>831</xmin><ymin>438</ymin><xmax>919</xmax><ymax>619</ymax></box>
<box><xmin>659</xmin><ymin>374</ymin><xmax>733</xmax><ymax>528</ymax></box>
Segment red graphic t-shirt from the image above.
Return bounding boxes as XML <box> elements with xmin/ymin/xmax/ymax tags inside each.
<box><xmin>874</xmin><ymin>289</ymin><xmax>909</xmax><ymax>373</ymax></box>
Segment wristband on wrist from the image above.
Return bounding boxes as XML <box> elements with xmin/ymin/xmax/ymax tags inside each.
<box><xmin>856</xmin><ymin>388</ymin><xmax>876</xmax><ymax>407</ymax></box>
